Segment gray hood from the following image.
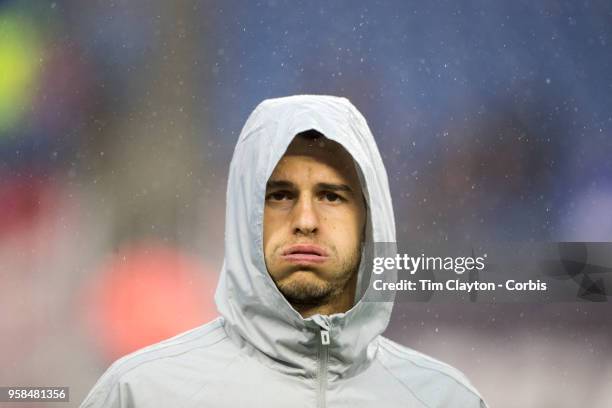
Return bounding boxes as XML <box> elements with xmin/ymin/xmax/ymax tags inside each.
<box><xmin>214</xmin><ymin>94</ymin><xmax>396</xmax><ymax>379</ymax></box>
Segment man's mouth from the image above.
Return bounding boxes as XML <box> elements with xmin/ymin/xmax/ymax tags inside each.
<box><xmin>281</xmin><ymin>244</ymin><xmax>329</xmax><ymax>264</ymax></box>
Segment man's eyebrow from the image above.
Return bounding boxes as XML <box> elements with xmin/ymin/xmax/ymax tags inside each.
<box><xmin>266</xmin><ymin>180</ymin><xmax>354</xmax><ymax>194</ymax></box>
<box><xmin>317</xmin><ymin>182</ymin><xmax>354</xmax><ymax>194</ymax></box>
<box><xmin>266</xmin><ymin>180</ymin><xmax>295</xmax><ymax>190</ymax></box>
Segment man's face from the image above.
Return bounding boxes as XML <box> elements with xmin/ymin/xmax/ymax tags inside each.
<box><xmin>263</xmin><ymin>134</ymin><xmax>366</xmax><ymax>307</ymax></box>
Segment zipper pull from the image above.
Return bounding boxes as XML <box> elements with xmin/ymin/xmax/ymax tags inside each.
<box><xmin>320</xmin><ymin>329</ymin><xmax>330</xmax><ymax>345</ymax></box>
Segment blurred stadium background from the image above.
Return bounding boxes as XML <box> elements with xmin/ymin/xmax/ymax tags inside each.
<box><xmin>1</xmin><ymin>1</ymin><xmax>611</xmax><ymax>407</ymax></box>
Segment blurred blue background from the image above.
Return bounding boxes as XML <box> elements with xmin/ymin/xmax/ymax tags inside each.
<box><xmin>1</xmin><ymin>1</ymin><xmax>611</xmax><ymax>407</ymax></box>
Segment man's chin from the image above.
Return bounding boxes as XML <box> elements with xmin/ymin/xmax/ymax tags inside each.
<box><xmin>276</xmin><ymin>273</ymin><xmax>333</xmax><ymax>305</ymax></box>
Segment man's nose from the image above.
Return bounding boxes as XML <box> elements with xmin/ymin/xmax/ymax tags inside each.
<box><xmin>292</xmin><ymin>196</ymin><xmax>319</xmax><ymax>235</ymax></box>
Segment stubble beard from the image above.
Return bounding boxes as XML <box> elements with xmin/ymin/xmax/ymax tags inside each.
<box><xmin>273</xmin><ymin>245</ymin><xmax>362</xmax><ymax>307</ymax></box>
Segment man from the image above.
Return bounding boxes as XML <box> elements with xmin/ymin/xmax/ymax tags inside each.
<box><xmin>81</xmin><ymin>95</ymin><xmax>487</xmax><ymax>407</ymax></box>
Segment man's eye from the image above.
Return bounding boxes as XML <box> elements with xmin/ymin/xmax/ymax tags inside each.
<box><xmin>267</xmin><ymin>191</ymin><xmax>292</xmax><ymax>201</ymax></box>
<box><xmin>322</xmin><ymin>192</ymin><xmax>343</xmax><ymax>202</ymax></box>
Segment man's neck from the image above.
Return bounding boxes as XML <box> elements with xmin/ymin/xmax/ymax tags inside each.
<box><xmin>293</xmin><ymin>275</ymin><xmax>357</xmax><ymax>318</ymax></box>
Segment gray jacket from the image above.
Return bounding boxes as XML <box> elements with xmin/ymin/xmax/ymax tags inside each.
<box><xmin>81</xmin><ymin>95</ymin><xmax>487</xmax><ymax>408</ymax></box>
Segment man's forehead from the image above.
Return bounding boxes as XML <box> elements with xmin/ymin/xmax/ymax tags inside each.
<box><xmin>267</xmin><ymin>155</ymin><xmax>364</xmax><ymax>206</ymax></box>
<box><xmin>270</xmin><ymin>155</ymin><xmax>353</xmax><ymax>184</ymax></box>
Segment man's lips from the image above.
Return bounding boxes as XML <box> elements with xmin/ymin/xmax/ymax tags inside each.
<box><xmin>281</xmin><ymin>244</ymin><xmax>329</xmax><ymax>264</ymax></box>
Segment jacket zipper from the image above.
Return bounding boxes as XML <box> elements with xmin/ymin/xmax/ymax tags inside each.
<box><xmin>317</xmin><ymin>329</ymin><xmax>330</xmax><ymax>408</ymax></box>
